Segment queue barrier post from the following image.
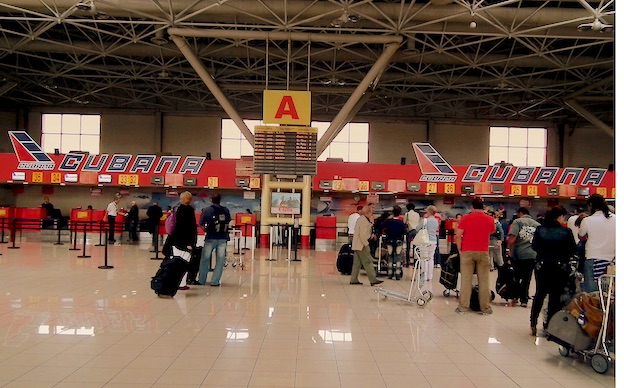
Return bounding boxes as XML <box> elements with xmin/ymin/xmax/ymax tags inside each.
<box><xmin>7</xmin><ymin>218</ymin><xmax>19</xmax><ymax>250</ymax></box>
<box><xmin>98</xmin><ymin>226</ymin><xmax>114</xmax><ymax>269</ymax></box>
<box><xmin>77</xmin><ymin>223</ymin><xmax>91</xmax><ymax>258</ymax></box>
<box><xmin>0</xmin><ymin>217</ymin><xmax>7</xmax><ymax>244</ymax></box>
<box><xmin>68</xmin><ymin>221</ymin><xmax>80</xmax><ymax>251</ymax></box>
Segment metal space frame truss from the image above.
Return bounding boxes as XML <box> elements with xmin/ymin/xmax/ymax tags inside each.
<box><xmin>0</xmin><ymin>0</ymin><xmax>614</xmax><ymax>130</ymax></box>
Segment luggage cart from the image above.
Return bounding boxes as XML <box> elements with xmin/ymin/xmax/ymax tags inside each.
<box><xmin>556</xmin><ymin>274</ymin><xmax>615</xmax><ymax>374</ymax></box>
<box><xmin>224</xmin><ymin>229</ymin><xmax>244</xmax><ymax>269</ymax></box>
<box><xmin>375</xmin><ymin>244</ymin><xmax>433</xmax><ymax>306</ymax></box>
<box><xmin>373</xmin><ymin>234</ymin><xmax>389</xmax><ymax>277</ymax></box>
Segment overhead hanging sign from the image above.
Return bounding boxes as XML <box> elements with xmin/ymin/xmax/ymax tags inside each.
<box><xmin>263</xmin><ymin>90</ymin><xmax>311</xmax><ymax>125</ymax></box>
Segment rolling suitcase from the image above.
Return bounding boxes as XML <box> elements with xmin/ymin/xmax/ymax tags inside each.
<box><xmin>337</xmin><ymin>244</ymin><xmax>354</xmax><ymax>275</ymax></box>
<box><xmin>151</xmin><ymin>255</ymin><xmax>189</xmax><ymax>297</ymax></box>
<box><xmin>470</xmin><ymin>286</ymin><xmax>496</xmax><ymax>311</ymax></box>
<box><xmin>186</xmin><ymin>246</ymin><xmax>202</xmax><ymax>284</ymax></box>
<box><xmin>496</xmin><ymin>262</ymin><xmax>519</xmax><ymax>300</ymax></box>
<box><xmin>439</xmin><ymin>254</ymin><xmax>459</xmax><ymax>290</ymax></box>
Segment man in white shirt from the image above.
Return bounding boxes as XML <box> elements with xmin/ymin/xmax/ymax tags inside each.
<box><xmin>107</xmin><ymin>197</ymin><xmax>120</xmax><ymax>243</ymax></box>
<box><xmin>347</xmin><ymin>205</ymin><xmax>363</xmax><ymax>245</ymax></box>
<box><xmin>579</xmin><ymin>194</ymin><xmax>615</xmax><ymax>292</ymax></box>
<box><xmin>404</xmin><ymin>203</ymin><xmax>421</xmax><ymax>263</ymax></box>
<box><xmin>567</xmin><ymin>207</ymin><xmax>584</xmax><ymax>244</ymax></box>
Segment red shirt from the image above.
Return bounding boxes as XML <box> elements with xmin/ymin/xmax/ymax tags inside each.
<box><xmin>457</xmin><ymin>211</ymin><xmax>495</xmax><ymax>252</ymax></box>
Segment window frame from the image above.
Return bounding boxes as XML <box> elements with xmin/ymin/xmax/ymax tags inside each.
<box><xmin>41</xmin><ymin>113</ymin><xmax>101</xmax><ymax>154</ymax></box>
<box><xmin>489</xmin><ymin>126</ymin><xmax>546</xmax><ymax>167</ymax></box>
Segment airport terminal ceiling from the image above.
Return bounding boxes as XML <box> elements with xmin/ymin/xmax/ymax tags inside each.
<box><xmin>0</xmin><ymin>0</ymin><xmax>614</xmax><ymax>129</ymax></box>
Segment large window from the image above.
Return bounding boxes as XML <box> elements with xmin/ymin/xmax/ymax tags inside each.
<box><xmin>316</xmin><ymin>121</ymin><xmax>369</xmax><ymax>163</ymax></box>
<box><xmin>489</xmin><ymin>126</ymin><xmax>546</xmax><ymax>166</ymax></box>
<box><xmin>42</xmin><ymin>114</ymin><xmax>101</xmax><ymax>154</ymax></box>
<box><xmin>221</xmin><ymin>119</ymin><xmax>258</xmax><ymax>159</ymax></box>
<box><xmin>220</xmin><ymin>119</ymin><xmax>369</xmax><ymax>162</ymax></box>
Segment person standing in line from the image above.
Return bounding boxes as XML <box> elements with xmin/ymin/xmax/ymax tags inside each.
<box><xmin>146</xmin><ymin>201</ymin><xmax>163</xmax><ymax>248</ymax></box>
<box><xmin>488</xmin><ymin>210</ymin><xmax>505</xmax><ymax>271</ymax></box>
<box><xmin>106</xmin><ymin>197</ymin><xmax>120</xmax><ymax>243</ymax></box>
<box><xmin>431</xmin><ymin>209</ymin><xmax>442</xmax><ymax>268</ymax></box>
<box><xmin>530</xmin><ymin>206</ymin><xmax>577</xmax><ymax>336</ymax></box>
<box><xmin>198</xmin><ymin>194</ymin><xmax>232</xmax><ymax>287</ymax></box>
<box><xmin>350</xmin><ymin>204</ymin><xmax>384</xmax><ymax>286</ymax></box>
<box><xmin>404</xmin><ymin>203</ymin><xmax>421</xmax><ymax>264</ymax></box>
<box><xmin>578</xmin><ymin>194</ymin><xmax>615</xmax><ymax>292</ymax></box>
<box><xmin>455</xmin><ymin>197</ymin><xmax>495</xmax><ymax>315</ymax></box>
<box><xmin>167</xmin><ymin>191</ymin><xmax>198</xmax><ymax>291</ymax></box>
<box><xmin>507</xmin><ymin>207</ymin><xmax>540</xmax><ymax>307</ymax></box>
<box><xmin>414</xmin><ymin>205</ymin><xmax>438</xmax><ymax>281</ymax></box>
<box><xmin>347</xmin><ymin>205</ymin><xmax>363</xmax><ymax>245</ymax></box>
<box><xmin>567</xmin><ymin>207</ymin><xmax>584</xmax><ymax>244</ymax></box>
<box><xmin>127</xmin><ymin>201</ymin><xmax>139</xmax><ymax>242</ymax></box>
<box><xmin>382</xmin><ymin>206</ymin><xmax>406</xmax><ymax>280</ymax></box>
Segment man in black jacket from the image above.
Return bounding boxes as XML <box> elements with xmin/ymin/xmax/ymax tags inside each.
<box><xmin>146</xmin><ymin>201</ymin><xmax>163</xmax><ymax>248</ymax></box>
<box><xmin>127</xmin><ymin>201</ymin><xmax>139</xmax><ymax>242</ymax></box>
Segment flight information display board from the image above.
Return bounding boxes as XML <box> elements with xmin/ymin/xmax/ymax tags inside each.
<box><xmin>253</xmin><ymin>125</ymin><xmax>317</xmax><ymax>175</ymax></box>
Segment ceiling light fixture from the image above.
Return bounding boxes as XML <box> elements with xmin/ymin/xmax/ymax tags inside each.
<box><xmin>150</xmin><ymin>29</ymin><xmax>168</xmax><ymax>45</ymax></box>
<box><xmin>577</xmin><ymin>19</ymin><xmax>613</xmax><ymax>33</ymax></box>
<box><xmin>331</xmin><ymin>11</ymin><xmax>358</xmax><ymax>28</ymax></box>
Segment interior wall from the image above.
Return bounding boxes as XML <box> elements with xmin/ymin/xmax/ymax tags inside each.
<box><xmin>564</xmin><ymin>126</ymin><xmax>614</xmax><ymax>169</ymax></box>
<box><xmin>368</xmin><ymin>121</ymin><xmax>427</xmax><ymax>164</ymax></box>
<box><xmin>429</xmin><ymin>122</ymin><xmax>490</xmax><ymax>165</ymax></box>
<box><xmin>0</xmin><ymin>110</ymin><xmax>17</xmax><ymax>153</ymax></box>
<box><xmin>1</xmin><ymin>108</ymin><xmax>614</xmax><ymax>169</ymax></box>
<box><xmin>162</xmin><ymin>115</ymin><xmax>221</xmax><ymax>157</ymax></box>
<box><xmin>101</xmin><ymin>113</ymin><xmax>156</xmax><ymax>154</ymax></box>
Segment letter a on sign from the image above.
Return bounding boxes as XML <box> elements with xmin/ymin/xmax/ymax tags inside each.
<box><xmin>263</xmin><ymin>90</ymin><xmax>311</xmax><ymax>125</ymax></box>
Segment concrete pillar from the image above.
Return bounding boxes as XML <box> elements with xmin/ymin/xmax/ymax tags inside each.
<box><xmin>260</xmin><ymin>174</ymin><xmax>272</xmax><ymax>247</ymax></box>
<box><xmin>301</xmin><ymin>175</ymin><xmax>311</xmax><ymax>248</ymax></box>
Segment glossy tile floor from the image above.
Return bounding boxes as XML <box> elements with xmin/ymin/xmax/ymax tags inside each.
<box><xmin>0</xmin><ymin>236</ymin><xmax>616</xmax><ymax>388</ymax></box>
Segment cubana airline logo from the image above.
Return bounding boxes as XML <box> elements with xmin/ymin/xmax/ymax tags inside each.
<box><xmin>9</xmin><ymin>131</ymin><xmax>55</xmax><ymax>170</ymax></box>
<box><xmin>9</xmin><ymin>131</ymin><xmax>205</xmax><ymax>175</ymax></box>
<box><xmin>412</xmin><ymin>142</ymin><xmax>606</xmax><ymax>186</ymax></box>
<box><xmin>412</xmin><ymin>142</ymin><xmax>457</xmax><ymax>182</ymax></box>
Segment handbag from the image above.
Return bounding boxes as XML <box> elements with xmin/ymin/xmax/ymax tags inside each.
<box><xmin>413</xmin><ymin>219</ymin><xmax>430</xmax><ymax>245</ymax></box>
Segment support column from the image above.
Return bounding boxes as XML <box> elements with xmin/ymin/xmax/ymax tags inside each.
<box><xmin>260</xmin><ymin>174</ymin><xmax>272</xmax><ymax>247</ymax></box>
<box><xmin>301</xmin><ymin>175</ymin><xmax>312</xmax><ymax>248</ymax></box>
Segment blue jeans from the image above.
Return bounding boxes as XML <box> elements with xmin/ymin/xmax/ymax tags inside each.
<box><xmin>582</xmin><ymin>259</ymin><xmax>597</xmax><ymax>292</ymax></box>
<box><xmin>199</xmin><ymin>239</ymin><xmax>227</xmax><ymax>286</ymax></box>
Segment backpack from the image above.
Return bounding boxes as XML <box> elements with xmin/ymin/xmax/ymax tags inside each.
<box><xmin>205</xmin><ymin>205</ymin><xmax>228</xmax><ymax>234</ymax></box>
<box><xmin>164</xmin><ymin>207</ymin><xmax>177</xmax><ymax>235</ymax></box>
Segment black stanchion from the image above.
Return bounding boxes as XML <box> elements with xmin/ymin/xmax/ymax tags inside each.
<box><xmin>95</xmin><ymin>220</ymin><xmax>104</xmax><ymax>247</ymax></box>
<box><xmin>291</xmin><ymin>226</ymin><xmax>300</xmax><ymax>261</ymax></box>
<box><xmin>8</xmin><ymin>218</ymin><xmax>19</xmax><ymax>249</ymax></box>
<box><xmin>0</xmin><ymin>217</ymin><xmax>7</xmax><ymax>244</ymax></box>
<box><xmin>150</xmin><ymin>225</ymin><xmax>161</xmax><ymax>260</ymax></box>
<box><xmin>98</xmin><ymin>229</ymin><xmax>114</xmax><ymax>269</ymax></box>
<box><xmin>77</xmin><ymin>223</ymin><xmax>91</xmax><ymax>258</ymax></box>
<box><xmin>54</xmin><ymin>219</ymin><xmax>64</xmax><ymax>245</ymax></box>
<box><xmin>242</xmin><ymin>223</ymin><xmax>250</xmax><ymax>250</ymax></box>
<box><xmin>69</xmin><ymin>222</ymin><xmax>80</xmax><ymax>251</ymax></box>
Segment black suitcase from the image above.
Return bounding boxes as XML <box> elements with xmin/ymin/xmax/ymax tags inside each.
<box><xmin>151</xmin><ymin>256</ymin><xmax>189</xmax><ymax>297</ymax></box>
<box><xmin>439</xmin><ymin>254</ymin><xmax>459</xmax><ymax>290</ymax></box>
<box><xmin>186</xmin><ymin>246</ymin><xmax>202</xmax><ymax>284</ymax></box>
<box><xmin>496</xmin><ymin>262</ymin><xmax>519</xmax><ymax>300</ymax></box>
<box><xmin>470</xmin><ymin>286</ymin><xmax>496</xmax><ymax>311</ymax></box>
<box><xmin>337</xmin><ymin>244</ymin><xmax>354</xmax><ymax>275</ymax></box>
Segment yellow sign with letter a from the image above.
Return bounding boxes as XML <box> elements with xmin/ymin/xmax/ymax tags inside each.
<box><xmin>263</xmin><ymin>90</ymin><xmax>311</xmax><ymax>125</ymax></box>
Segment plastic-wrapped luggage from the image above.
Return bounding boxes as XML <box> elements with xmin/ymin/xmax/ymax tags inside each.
<box><xmin>546</xmin><ymin>310</ymin><xmax>594</xmax><ymax>352</ymax></box>
<box><xmin>439</xmin><ymin>253</ymin><xmax>459</xmax><ymax>290</ymax></box>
